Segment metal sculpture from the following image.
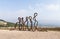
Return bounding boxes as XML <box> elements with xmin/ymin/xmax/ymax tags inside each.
<box><xmin>14</xmin><ymin>22</ymin><xmax>18</xmax><ymax>29</ymax></box>
<box><xmin>21</xmin><ymin>17</ymin><xmax>25</xmax><ymax>25</ymax></box>
<box><xmin>29</xmin><ymin>16</ymin><xmax>33</xmax><ymax>30</ymax></box>
<box><xmin>33</xmin><ymin>12</ymin><xmax>38</xmax><ymax>30</ymax></box>
<box><xmin>18</xmin><ymin>17</ymin><xmax>22</xmax><ymax>30</ymax></box>
<box><xmin>14</xmin><ymin>12</ymin><xmax>38</xmax><ymax>31</ymax></box>
<box><xmin>21</xmin><ymin>17</ymin><xmax>25</xmax><ymax>30</ymax></box>
<box><xmin>24</xmin><ymin>16</ymin><xmax>29</xmax><ymax>30</ymax></box>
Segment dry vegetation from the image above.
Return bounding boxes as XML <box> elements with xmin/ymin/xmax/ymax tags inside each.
<box><xmin>0</xmin><ymin>26</ymin><xmax>60</xmax><ymax>32</ymax></box>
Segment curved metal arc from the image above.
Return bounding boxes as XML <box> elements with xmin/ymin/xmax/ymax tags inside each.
<box><xmin>33</xmin><ymin>13</ymin><xmax>38</xmax><ymax>27</ymax></box>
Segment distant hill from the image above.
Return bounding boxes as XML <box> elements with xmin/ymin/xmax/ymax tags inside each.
<box><xmin>0</xmin><ymin>19</ymin><xmax>6</xmax><ymax>22</ymax></box>
<box><xmin>7</xmin><ymin>22</ymin><xmax>15</xmax><ymax>27</ymax></box>
<box><xmin>0</xmin><ymin>19</ymin><xmax>15</xmax><ymax>27</ymax></box>
<box><xmin>0</xmin><ymin>19</ymin><xmax>7</xmax><ymax>26</ymax></box>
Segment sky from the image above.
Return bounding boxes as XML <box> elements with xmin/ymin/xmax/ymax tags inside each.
<box><xmin>0</xmin><ymin>0</ymin><xmax>60</xmax><ymax>26</ymax></box>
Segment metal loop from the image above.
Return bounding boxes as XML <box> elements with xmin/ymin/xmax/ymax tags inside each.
<box><xmin>18</xmin><ymin>17</ymin><xmax>21</xmax><ymax>20</ymax></box>
<box><xmin>26</xmin><ymin>16</ymin><xmax>29</xmax><ymax>21</ymax></box>
<box><xmin>34</xmin><ymin>12</ymin><xmax>38</xmax><ymax>17</ymax></box>
<box><xmin>29</xmin><ymin>16</ymin><xmax>32</xmax><ymax>20</ymax></box>
<box><xmin>33</xmin><ymin>12</ymin><xmax>38</xmax><ymax>27</ymax></box>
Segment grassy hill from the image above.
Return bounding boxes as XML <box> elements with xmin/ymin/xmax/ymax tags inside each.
<box><xmin>0</xmin><ymin>19</ymin><xmax>15</xmax><ymax>27</ymax></box>
<box><xmin>7</xmin><ymin>22</ymin><xmax>15</xmax><ymax>27</ymax></box>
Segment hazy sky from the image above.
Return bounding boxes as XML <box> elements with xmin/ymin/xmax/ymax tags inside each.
<box><xmin>0</xmin><ymin>0</ymin><xmax>60</xmax><ymax>26</ymax></box>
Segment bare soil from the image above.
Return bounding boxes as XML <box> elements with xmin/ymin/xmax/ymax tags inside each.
<box><xmin>0</xmin><ymin>30</ymin><xmax>60</xmax><ymax>39</ymax></box>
